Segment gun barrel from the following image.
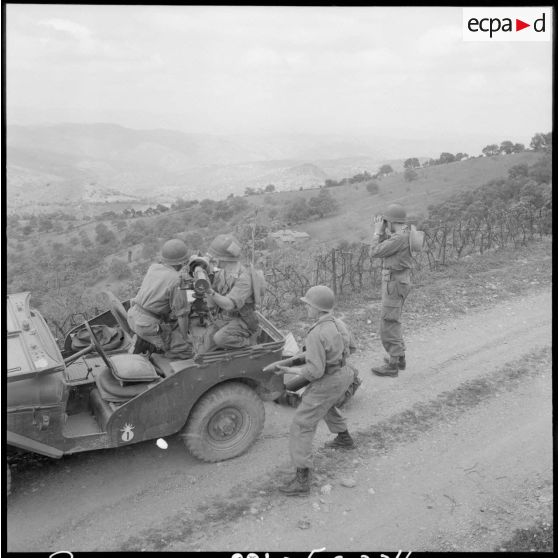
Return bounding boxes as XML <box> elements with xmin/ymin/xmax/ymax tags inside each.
<box><xmin>262</xmin><ymin>353</ymin><xmax>306</xmax><ymax>372</ymax></box>
<box><xmin>193</xmin><ymin>266</ymin><xmax>211</xmax><ymax>294</ymax></box>
<box><xmin>284</xmin><ymin>375</ymin><xmax>310</xmax><ymax>392</ymax></box>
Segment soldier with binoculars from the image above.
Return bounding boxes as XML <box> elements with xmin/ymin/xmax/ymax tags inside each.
<box><xmin>369</xmin><ymin>203</ymin><xmax>413</xmax><ymax>377</ymax></box>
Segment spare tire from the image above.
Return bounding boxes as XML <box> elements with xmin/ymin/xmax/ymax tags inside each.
<box><xmin>181</xmin><ymin>382</ymin><xmax>265</xmax><ymax>462</ymax></box>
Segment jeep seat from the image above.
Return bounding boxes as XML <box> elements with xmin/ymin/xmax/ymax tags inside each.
<box><xmin>95</xmin><ymin>366</ymin><xmax>158</xmax><ymax>403</ymax></box>
<box><xmin>109</xmin><ymin>354</ymin><xmax>160</xmax><ymax>383</ymax></box>
<box><xmin>94</xmin><ymin>354</ymin><xmax>161</xmax><ymax>403</ymax></box>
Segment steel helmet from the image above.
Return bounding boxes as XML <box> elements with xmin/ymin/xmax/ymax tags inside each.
<box><xmin>207</xmin><ymin>234</ymin><xmax>242</xmax><ymax>262</ymax></box>
<box><xmin>383</xmin><ymin>203</ymin><xmax>407</xmax><ymax>223</ymax></box>
<box><xmin>300</xmin><ymin>285</ymin><xmax>335</xmax><ymax>312</ymax></box>
<box><xmin>161</xmin><ymin>238</ymin><xmax>189</xmax><ymax>266</ymax></box>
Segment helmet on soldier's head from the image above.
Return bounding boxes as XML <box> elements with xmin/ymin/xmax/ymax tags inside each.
<box><xmin>383</xmin><ymin>203</ymin><xmax>407</xmax><ymax>223</ymax></box>
<box><xmin>161</xmin><ymin>238</ymin><xmax>189</xmax><ymax>266</ymax></box>
<box><xmin>300</xmin><ymin>285</ymin><xmax>335</xmax><ymax>312</ymax></box>
<box><xmin>207</xmin><ymin>234</ymin><xmax>242</xmax><ymax>262</ymax></box>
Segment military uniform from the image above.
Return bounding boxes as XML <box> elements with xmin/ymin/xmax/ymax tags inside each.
<box><xmin>204</xmin><ymin>263</ymin><xmax>259</xmax><ymax>350</ymax></box>
<box><xmin>289</xmin><ymin>314</ymin><xmax>356</xmax><ymax>469</ymax></box>
<box><xmin>127</xmin><ymin>262</ymin><xmax>193</xmax><ymax>359</ymax></box>
<box><xmin>370</xmin><ymin>230</ymin><xmax>412</xmax><ymax>361</ymax></box>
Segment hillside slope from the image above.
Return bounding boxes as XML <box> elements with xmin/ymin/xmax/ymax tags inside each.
<box><xmin>9</xmin><ymin>123</ymin><xmax>506</xmax><ymax>210</ymax></box>
<box><xmin>249</xmin><ymin>151</ymin><xmax>540</xmax><ymax>244</ymax></box>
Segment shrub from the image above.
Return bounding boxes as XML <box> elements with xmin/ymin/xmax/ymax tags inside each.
<box><xmin>366</xmin><ymin>182</ymin><xmax>380</xmax><ymax>195</ymax></box>
<box><xmin>404</xmin><ymin>168</ymin><xmax>418</xmax><ymax>182</ymax></box>
<box><xmin>109</xmin><ymin>259</ymin><xmax>132</xmax><ymax>280</ymax></box>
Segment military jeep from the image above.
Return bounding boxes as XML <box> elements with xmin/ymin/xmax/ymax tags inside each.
<box><xmin>6</xmin><ymin>291</ymin><xmax>288</xmax><ymax>493</ymax></box>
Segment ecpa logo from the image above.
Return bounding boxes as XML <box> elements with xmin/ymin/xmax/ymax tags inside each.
<box><xmin>463</xmin><ymin>8</ymin><xmax>552</xmax><ymax>41</ymax></box>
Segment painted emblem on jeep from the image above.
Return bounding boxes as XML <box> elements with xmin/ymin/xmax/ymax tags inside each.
<box><xmin>120</xmin><ymin>423</ymin><xmax>135</xmax><ymax>442</ymax></box>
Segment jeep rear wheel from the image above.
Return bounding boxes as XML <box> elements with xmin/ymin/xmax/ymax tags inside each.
<box><xmin>181</xmin><ymin>382</ymin><xmax>265</xmax><ymax>462</ymax></box>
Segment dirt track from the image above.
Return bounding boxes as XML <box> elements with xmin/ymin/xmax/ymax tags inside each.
<box><xmin>7</xmin><ymin>287</ymin><xmax>552</xmax><ymax>552</ymax></box>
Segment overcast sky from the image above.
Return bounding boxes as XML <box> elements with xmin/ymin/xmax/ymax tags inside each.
<box><xmin>5</xmin><ymin>5</ymin><xmax>553</xmax><ymax>151</ymax></box>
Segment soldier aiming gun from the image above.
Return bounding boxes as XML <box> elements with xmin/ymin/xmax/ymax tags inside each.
<box><xmin>201</xmin><ymin>233</ymin><xmax>265</xmax><ymax>352</ymax></box>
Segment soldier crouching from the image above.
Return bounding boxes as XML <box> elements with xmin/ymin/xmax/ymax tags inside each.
<box><xmin>273</xmin><ymin>285</ymin><xmax>357</xmax><ymax>496</ymax></box>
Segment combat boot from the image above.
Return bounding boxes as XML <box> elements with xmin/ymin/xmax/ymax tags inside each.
<box><xmin>325</xmin><ymin>430</ymin><xmax>356</xmax><ymax>450</ymax></box>
<box><xmin>278</xmin><ymin>468</ymin><xmax>310</xmax><ymax>496</ymax></box>
<box><xmin>384</xmin><ymin>355</ymin><xmax>406</xmax><ymax>370</ymax></box>
<box><xmin>371</xmin><ymin>360</ymin><xmax>399</xmax><ymax>377</ymax></box>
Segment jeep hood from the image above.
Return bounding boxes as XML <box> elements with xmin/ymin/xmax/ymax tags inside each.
<box><xmin>7</xmin><ymin>292</ymin><xmax>64</xmax><ymax>382</ymax></box>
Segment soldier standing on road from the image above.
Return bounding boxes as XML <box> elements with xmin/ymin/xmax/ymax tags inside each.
<box><xmin>202</xmin><ymin>233</ymin><xmax>263</xmax><ymax>351</ymax></box>
<box><xmin>274</xmin><ymin>285</ymin><xmax>357</xmax><ymax>496</ymax></box>
<box><xmin>369</xmin><ymin>203</ymin><xmax>413</xmax><ymax>377</ymax></box>
<box><xmin>127</xmin><ymin>238</ymin><xmax>193</xmax><ymax>359</ymax></box>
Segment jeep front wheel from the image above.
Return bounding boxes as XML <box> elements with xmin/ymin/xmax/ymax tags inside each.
<box><xmin>181</xmin><ymin>382</ymin><xmax>265</xmax><ymax>462</ymax></box>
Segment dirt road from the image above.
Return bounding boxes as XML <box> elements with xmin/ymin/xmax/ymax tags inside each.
<box><xmin>7</xmin><ymin>287</ymin><xmax>552</xmax><ymax>552</ymax></box>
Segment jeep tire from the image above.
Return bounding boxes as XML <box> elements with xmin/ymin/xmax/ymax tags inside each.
<box><xmin>181</xmin><ymin>382</ymin><xmax>265</xmax><ymax>462</ymax></box>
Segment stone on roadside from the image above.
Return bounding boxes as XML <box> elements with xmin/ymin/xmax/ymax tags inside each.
<box><xmin>340</xmin><ymin>477</ymin><xmax>357</xmax><ymax>488</ymax></box>
<box><xmin>298</xmin><ymin>518</ymin><xmax>311</xmax><ymax>530</ymax></box>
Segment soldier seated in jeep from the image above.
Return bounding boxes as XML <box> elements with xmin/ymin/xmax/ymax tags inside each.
<box><xmin>200</xmin><ymin>233</ymin><xmax>265</xmax><ymax>352</ymax></box>
<box><xmin>127</xmin><ymin>238</ymin><xmax>194</xmax><ymax>359</ymax></box>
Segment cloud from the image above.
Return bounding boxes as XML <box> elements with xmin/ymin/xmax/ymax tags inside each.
<box><xmin>241</xmin><ymin>48</ymin><xmax>290</xmax><ymax>69</ymax></box>
<box><xmin>6</xmin><ymin>5</ymin><xmax>552</xmax><ymax>138</ymax></box>
<box><xmin>38</xmin><ymin>18</ymin><xmax>92</xmax><ymax>40</ymax></box>
<box><xmin>416</xmin><ymin>24</ymin><xmax>462</xmax><ymax>57</ymax></box>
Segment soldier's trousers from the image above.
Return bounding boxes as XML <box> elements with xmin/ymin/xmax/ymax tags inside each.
<box><xmin>201</xmin><ymin>317</ymin><xmax>256</xmax><ymax>352</ymax></box>
<box><xmin>289</xmin><ymin>366</ymin><xmax>353</xmax><ymax>469</ymax></box>
<box><xmin>380</xmin><ymin>278</ymin><xmax>411</xmax><ymax>359</ymax></box>
<box><xmin>127</xmin><ymin>309</ymin><xmax>193</xmax><ymax>360</ymax></box>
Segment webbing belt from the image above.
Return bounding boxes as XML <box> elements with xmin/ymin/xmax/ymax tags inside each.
<box><xmin>134</xmin><ymin>303</ymin><xmax>165</xmax><ymax>321</ymax></box>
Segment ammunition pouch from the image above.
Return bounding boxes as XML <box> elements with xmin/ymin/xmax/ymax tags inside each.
<box><xmin>324</xmin><ymin>354</ymin><xmax>347</xmax><ymax>375</ymax></box>
<box><xmin>382</xmin><ymin>268</ymin><xmax>410</xmax><ymax>283</ymax></box>
<box><xmin>336</xmin><ymin>363</ymin><xmax>362</xmax><ymax>408</ymax></box>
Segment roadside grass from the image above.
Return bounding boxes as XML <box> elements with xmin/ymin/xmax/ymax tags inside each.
<box><xmin>496</xmin><ymin>519</ymin><xmax>553</xmax><ymax>552</ymax></box>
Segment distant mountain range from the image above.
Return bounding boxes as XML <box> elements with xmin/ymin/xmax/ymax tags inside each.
<box><xmin>6</xmin><ymin>123</ymin><xmax>429</xmax><ymax>210</ymax></box>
